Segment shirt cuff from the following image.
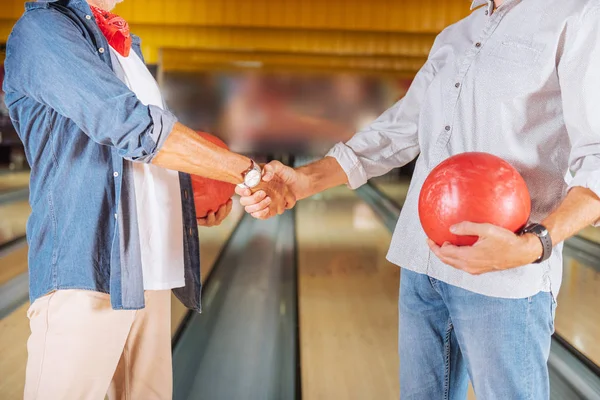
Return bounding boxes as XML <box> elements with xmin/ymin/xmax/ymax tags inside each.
<box><xmin>326</xmin><ymin>142</ymin><xmax>369</xmax><ymax>190</ymax></box>
<box><xmin>568</xmin><ymin>172</ymin><xmax>600</xmax><ymax>227</ymax></box>
<box><xmin>144</xmin><ymin>105</ymin><xmax>177</xmax><ymax>163</ymax></box>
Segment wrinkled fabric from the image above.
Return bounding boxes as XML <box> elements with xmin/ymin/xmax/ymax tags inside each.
<box><xmin>3</xmin><ymin>0</ymin><xmax>202</xmax><ymax>311</ymax></box>
<box><xmin>328</xmin><ymin>0</ymin><xmax>600</xmax><ymax>298</ymax></box>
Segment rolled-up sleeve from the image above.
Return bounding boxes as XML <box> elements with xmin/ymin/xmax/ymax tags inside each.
<box><xmin>326</xmin><ymin>48</ymin><xmax>438</xmax><ymax>190</ymax></box>
<box><xmin>3</xmin><ymin>9</ymin><xmax>175</xmax><ymax>163</ymax></box>
<box><xmin>558</xmin><ymin>6</ymin><xmax>600</xmax><ymax>223</ymax></box>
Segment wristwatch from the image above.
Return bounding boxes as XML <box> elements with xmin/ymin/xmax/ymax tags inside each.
<box><xmin>521</xmin><ymin>224</ymin><xmax>552</xmax><ymax>264</ymax></box>
<box><xmin>238</xmin><ymin>160</ymin><xmax>262</xmax><ymax>190</ymax></box>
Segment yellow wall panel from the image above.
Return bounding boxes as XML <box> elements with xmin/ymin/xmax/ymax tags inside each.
<box><xmin>0</xmin><ymin>0</ymin><xmax>471</xmax><ymax>32</ymax></box>
<box><xmin>0</xmin><ymin>0</ymin><xmax>471</xmax><ymax>71</ymax></box>
<box><xmin>161</xmin><ymin>48</ymin><xmax>425</xmax><ymax>77</ymax></box>
<box><xmin>111</xmin><ymin>0</ymin><xmax>470</xmax><ymax>33</ymax></box>
<box><xmin>130</xmin><ymin>25</ymin><xmax>435</xmax><ymax>64</ymax></box>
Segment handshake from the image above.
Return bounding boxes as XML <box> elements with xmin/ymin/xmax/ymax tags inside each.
<box><xmin>235</xmin><ymin>160</ymin><xmax>310</xmax><ymax>219</ymax></box>
<box><xmin>200</xmin><ymin>156</ymin><xmax>345</xmax><ymax>225</ymax></box>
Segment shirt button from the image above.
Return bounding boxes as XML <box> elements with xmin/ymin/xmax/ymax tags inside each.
<box><xmin>455</xmin><ymin>82</ymin><xmax>460</xmax><ymax>88</ymax></box>
<box><xmin>445</xmin><ymin>126</ymin><xmax>451</xmax><ymax>131</ymax></box>
<box><xmin>85</xmin><ymin>15</ymin><xmax>92</xmax><ymax>20</ymax></box>
<box><xmin>113</xmin><ymin>172</ymin><xmax>119</xmax><ymax>178</ymax></box>
<box><xmin>99</xmin><ymin>47</ymin><xmax>105</xmax><ymax>54</ymax></box>
<box><xmin>114</xmin><ymin>213</ymin><xmax>118</xmax><ymax>219</ymax></box>
<box><xmin>485</xmin><ymin>10</ymin><xmax>489</xmax><ymax>15</ymax></box>
<box><xmin>475</xmin><ymin>42</ymin><xmax>482</xmax><ymax>48</ymax></box>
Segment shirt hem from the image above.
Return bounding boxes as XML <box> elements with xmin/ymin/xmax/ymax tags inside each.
<box><xmin>143</xmin><ymin>280</ymin><xmax>186</xmax><ymax>291</ymax></box>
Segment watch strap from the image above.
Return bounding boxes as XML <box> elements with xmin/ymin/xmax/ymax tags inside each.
<box><xmin>522</xmin><ymin>224</ymin><xmax>552</xmax><ymax>264</ymax></box>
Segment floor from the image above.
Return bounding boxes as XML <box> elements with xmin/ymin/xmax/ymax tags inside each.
<box><xmin>0</xmin><ymin>173</ymin><xmax>599</xmax><ymax>399</ymax></box>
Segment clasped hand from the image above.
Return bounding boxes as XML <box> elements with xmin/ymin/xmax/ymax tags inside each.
<box><xmin>235</xmin><ymin>161</ymin><xmax>301</xmax><ymax>219</ymax></box>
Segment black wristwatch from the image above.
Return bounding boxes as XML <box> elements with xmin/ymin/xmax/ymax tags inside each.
<box><xmin>521</xmin><ymin>224</ymin><xmax>552</xmax><ymax>264</ymax></box>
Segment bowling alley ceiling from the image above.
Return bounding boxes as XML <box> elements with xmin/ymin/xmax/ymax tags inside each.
<box><xmin>0</xmin><ymin>0</ymin><xmax>471</xmax><ymax>76</ymax></box>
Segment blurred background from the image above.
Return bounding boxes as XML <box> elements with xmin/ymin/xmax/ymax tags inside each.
<box><xmin>0</xmin><ymin>1</ymin><xmax>599</xmax><ymax>399</ymax></box>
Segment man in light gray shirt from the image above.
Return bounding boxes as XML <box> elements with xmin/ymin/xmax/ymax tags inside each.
<box><xmin>238</xmin><ymin>0</ymin><xmax>600</xmax><ymax>398</ymax></box>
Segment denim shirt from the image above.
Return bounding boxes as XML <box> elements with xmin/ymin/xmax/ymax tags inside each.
<box><xmin>3</xmin><ymin>0</ymin><xmax>202</xmax><ymax>311</ymax></box>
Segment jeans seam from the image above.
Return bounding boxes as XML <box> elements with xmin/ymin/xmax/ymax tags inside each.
<box><xmin>525</xmin><ymin>298</ymin><xmax>533</xmax><ymax>400</ymax></box>
<box><xmin>443</xmin><ymin>319</ymin><xmax>453</xmax><ymax>400</ymax></box>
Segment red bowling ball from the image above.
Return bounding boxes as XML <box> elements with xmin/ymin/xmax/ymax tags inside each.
<box><xmin>418</xmin><ymin>152</ymin><xmax>531</xmax><ymax>246</ymax></box>
<box><xmin>191</xmin><ymin>132</ymin><xmax>236</xmax><ymax>219</ymax></box>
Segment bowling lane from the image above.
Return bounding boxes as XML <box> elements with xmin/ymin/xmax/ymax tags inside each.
<box><xmin>296</xmin><ymin>186</ymin><xmax>400</xmax><ymax>399</ymax></box>
<box><xmin>580</xmin><ymin>227</ymin><xmax>600</xmax><ymax>245</ymax></box>
<box><xmin>171</xmin><ymin>200</ymin><xmax>244</xmax><ymax>335</ymax></box>
<box><xmin>373</xmin><ymin>179</ymin><xmax>410</xmax><ymax>207</ymax></box>
<box><xmin>0</xmin><ymin>245</ymin><xmax>28</xmax><ymax>285</ymax></box>
<box><xmin>0</xmin><ymin>200</ymin><xmax>244</xmax><ymax>400</ymax></box>
<box><xmin>555</xmin><ymin>256</ymin><xmax>600</xmax><ymax>367</ymax></box>
<box><xmin>0</xmin><ymin>200</ymin><xmax>29</xmax><ymax>247</ymax></box>
<box><xmin>0</xmin><ymin>171</ymin><xmax>29</xmax><ymax>194</ymax></box>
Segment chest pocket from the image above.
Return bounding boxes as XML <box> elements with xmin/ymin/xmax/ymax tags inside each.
<box><xmin>487</xmin><ymin>36</ymin><xmax>545</xmax><ymax>66</ymax></box>
<box><xmin>475</xmin><ymin>36</ymin><xmax>546</xmax><ymax>100</ymax></box>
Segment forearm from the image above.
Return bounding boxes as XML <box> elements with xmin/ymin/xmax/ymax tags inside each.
<box><xmin>152</xmin><ymin>122</ymin><xmax>251</xmax><ymax>184</ymax></box>
<box><xmin>295</xmin><ymin>156</ymin><xmax>348</xmax><ymax>200</ymax></box>
<box><xmin>542</xmin><ymin>187</ymin><xmax>600</xmax><ymax>244</ymax></box>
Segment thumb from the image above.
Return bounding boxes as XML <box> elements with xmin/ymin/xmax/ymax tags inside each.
<box><xmin>262</xmin><ymin>160</ymin><xmax>286</xmax><ymax>182</ymax></box>
<box><xmin>450</xmin><ymin>222</ymin><xmax>491</xmax><ymax>237</ymax></box>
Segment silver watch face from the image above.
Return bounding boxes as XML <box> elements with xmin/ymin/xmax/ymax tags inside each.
<box><xmin>245</xmin><ymin>169</ymin><xmax>262</xmax><ymax>188</ymax></box>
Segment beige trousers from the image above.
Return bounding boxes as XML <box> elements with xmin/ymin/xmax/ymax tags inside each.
<box><xmin>24</xmin><ymin>290</ymin><xmax>173</xmax><ymax>400</ymax></box>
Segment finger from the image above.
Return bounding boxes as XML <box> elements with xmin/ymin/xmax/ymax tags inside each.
<box><xmin>225</xmin><ymin>199</ymin><xmax>233</xmax><ymax>214</ymax></box>
<box><xmin>450</xmin><ymin>221</ymin><xmax>492</xmax><ymax>237</ymax></box>
<box><xmin>197</xmin><ymin>217</ymin><xmax>208</xmax><ymax>227</ymax></box>
<box><xmin>239</xmin><ymin>190</ymin><xmax>266</xmax><ymax>207</ymax></box>
<box><xmin>437</xmin><ymin>243</ymin><xmax>468</xmax><ymax>260</ymax></box>
<box><xmin>427</xmin><ymin>239</ymin><xmax>441</xmax><ymax>252</ymax></box>
<box><xmin>215</xmin><ymin>202</ymin><xmax>230</xmax><ymax>224</ymax></box>
<box><xmin>251</xmin><ymin>208</ymin><xmax>271</xmax><ymax>220</ymax></box>
<box><xmin>284</xmin><ymin>191</ymin><xmax>297</xmax><ymax>210</ymax></box>
<box><xmin>235</xmin><ymin>185</ymin><xmax>252</xmax><ymax>197</ymax></box>
<box><xmin>276</xmin><ymin>201</ymin><xmax>285</xmax><ymax>215</ymax></box>
<box><xmin>285</xmin><ymin>197</ymin><xmax>297</xmax><ymax>210</ymax></box>
<box><xmin>262</xmin><ymin>161</ymin><xmax>282</xmax><ymax>182</ymax></box>
<box><xmin>245</xmin><ymin>196</ymin><xmax>272</xmax><ymax>214</ymax></box>
<box><xmin>205</xmin><ymin>211</ymin><xmax>216</xmax><ymax>227</ymax></box>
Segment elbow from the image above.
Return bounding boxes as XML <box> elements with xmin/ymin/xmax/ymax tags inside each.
<box><xmin>115</xmin><ymin>104</ymin><xmax>177</xmax><ymax>164</ymax></box>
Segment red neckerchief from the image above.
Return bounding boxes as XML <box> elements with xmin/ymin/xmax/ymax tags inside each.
<box><xmin>90</xmin><ymin>5</ymin><xmax>131</xmax><ymax>57</ymax></box>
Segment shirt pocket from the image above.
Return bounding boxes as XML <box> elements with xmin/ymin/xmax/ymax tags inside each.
<box><xmin>487</xmin><ymin>36</ymin><xmax>545</xmax><ymax>66</ymax></box>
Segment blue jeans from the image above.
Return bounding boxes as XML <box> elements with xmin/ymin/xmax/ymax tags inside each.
<box><xmin>399</xmin><ymin>269</ymin><xmax>556</xmax><ymax>400</ymax></box>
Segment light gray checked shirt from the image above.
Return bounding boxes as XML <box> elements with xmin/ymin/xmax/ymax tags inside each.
<box><xmin>327</xmin><ymin>0</ymin><xmax>600</xmax><ymax>298</ymax></box>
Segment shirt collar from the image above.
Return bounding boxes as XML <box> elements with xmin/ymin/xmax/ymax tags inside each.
<box><xmin>470</xmin><ymin>0</ymin><xmax>491</xmax><ymax>10</ymax></box>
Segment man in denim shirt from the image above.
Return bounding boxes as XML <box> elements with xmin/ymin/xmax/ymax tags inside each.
<box><xmin>3</xmin><ymin>0</ymin><xmax>293</xmax><ymax>397</ymax></box>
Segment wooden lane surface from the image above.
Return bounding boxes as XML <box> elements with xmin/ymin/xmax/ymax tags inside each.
<box><xmin>170</xmin><ymin>201</ymin><xmax>244</xmax><ymax>336</ymax></box>
<box><xmin>0</xmin><ymin>245</ymin><xmax>28</xmax><ymax>285</ymax></box>
<box><xmin>0</xmin><ymin>200</ymin><xmax>30</xmax><ymax>246</ymax></box>
<box><xmin>0</xmin><ymin>172</ymin><xmax>30</xmax><ymax>193</ymax></box>
<box><xmin>0</xmin><ymin>200</ymin><xmax>243</xmax><ymax>399</ymax></box>
<box><xmin>579</xmin><ymin>227</ymin><xmax>600</xmax><ymax>245</ymax></box>
<box><xmin>297</xmin><ymin>186</ymin><xmax>401</xmax><ymax>399</ymax></box>
<box><xmin>555</xmin><ymin>256</ymin><xmax>600</xmax><ymax>367</ymax></box>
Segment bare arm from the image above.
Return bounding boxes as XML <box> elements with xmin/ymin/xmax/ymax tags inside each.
<box><xmin>293</xmin><ymin>157</ymin><xmax>349</xmax><ymax>200</ymax></box>
<box><xmin>541</xmin><ymin>187</ymin><xmax>600</xmax><ymax>246</ymax></box>
<box><xmin>152</xmin><ymin>122</ymin><xmax>251</xmax><ymax>184</ymax></box>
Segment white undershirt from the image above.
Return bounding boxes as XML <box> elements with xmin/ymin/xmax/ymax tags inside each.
<box><xmin>109</xmin><ymin>47</ymin><xmax>185</xmax><ymax>290</ymax></box>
